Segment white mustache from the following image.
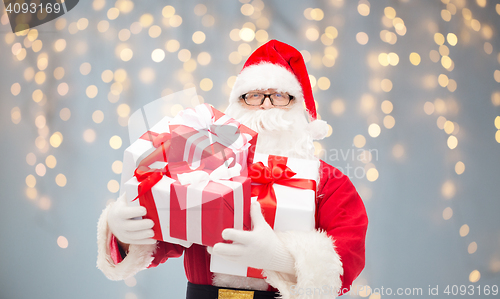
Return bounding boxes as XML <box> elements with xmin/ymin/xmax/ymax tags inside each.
<box><xmin>237</xmin><ymin>108</ymin><xmax>293</xmax><ymax>132</ymax></box>
<box><xmin>224</xmin><ymin>102</ymin><xmax>317</xmax><ymax>160</ymax></box>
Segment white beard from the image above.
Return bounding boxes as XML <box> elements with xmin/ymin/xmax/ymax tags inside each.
<box><xmin>225</xmin><ymin>102</ymin><xmax>317</xmax><ymax>160</ymax></box>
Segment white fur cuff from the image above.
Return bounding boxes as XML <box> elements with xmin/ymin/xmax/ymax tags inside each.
<box><xmin>96</xmin><ymin>202</ymin><xmax>157</xmax><ymax>281</ymax></box>
<box><xmin>263</xmin><ymin>230</ymin><xmax>343</xmax><ymax>299</ymax></box>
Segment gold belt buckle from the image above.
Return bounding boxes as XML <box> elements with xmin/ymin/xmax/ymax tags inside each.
<box><xmin>218</xmin><ymin>288</ymin><xmax>254</xmax><ymax>299</ymax></box>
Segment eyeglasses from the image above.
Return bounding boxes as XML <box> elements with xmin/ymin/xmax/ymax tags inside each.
<box><xmin>241</xmin><ymin>92</ymin><xmax>294</xmax><ymax>106</ymax></box>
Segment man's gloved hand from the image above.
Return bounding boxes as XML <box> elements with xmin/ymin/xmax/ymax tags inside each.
<box><xmin>107</xmin><ymin>193</ymin><xmax>156</xmax><ymax>245</ymax></box>
<box><xmin>212</xmin><ymin>201</ymin><xmax>296</xmax><ymax>274</ymax></box>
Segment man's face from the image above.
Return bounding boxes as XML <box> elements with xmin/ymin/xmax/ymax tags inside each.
<box><xmin>226</xmin><ymin>87</ymin><xmax>316</xmax><ymax>159</ymax></box>
<box><xmin>240</xmin><ymin>89</ymin><xmax>294</xmax><ymax>110</ymax></box>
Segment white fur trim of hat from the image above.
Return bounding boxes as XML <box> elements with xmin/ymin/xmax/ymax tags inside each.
<box><xmin>229</xmin><ymin>62</ymin><xmax>304</xmax><ymax>105</ymax></box>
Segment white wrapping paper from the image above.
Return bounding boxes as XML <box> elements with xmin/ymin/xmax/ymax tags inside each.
<box><xmin>210</xmin><ymin>153</ymin><xmax>320</xmax><ymax>277</ymax></box>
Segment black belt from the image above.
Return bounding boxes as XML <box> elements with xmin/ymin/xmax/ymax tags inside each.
<box><xmin>186</xmin><ymin>282</ymin><xmax>279</xmax><ymax>299</ymax></box>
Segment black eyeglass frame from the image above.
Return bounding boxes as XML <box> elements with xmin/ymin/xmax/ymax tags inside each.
<box><xmin>240</xmin><ymin>93</ymin><xmax>294</xmax><ymax>107</ymax></box>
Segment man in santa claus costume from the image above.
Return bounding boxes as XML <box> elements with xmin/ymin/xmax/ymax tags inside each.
<box><xmin>97</xmin><ymin>40</ymin><xmax>368</xmax><ymax>299</ymax></box>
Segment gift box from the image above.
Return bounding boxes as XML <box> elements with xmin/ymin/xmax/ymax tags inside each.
<box><xmin>168</xmin><ymin>164</ymin><xmax>252</xmax><ymax>246</ymax></box>
<box><xmin>210</xmin><ymin>153</ymin><xmax>320</xmax><ymax>278</ymax></box>
<box><xmin>120</xmin><ymin>103</ymin><xmax>257</xmax><ymax>247</ymax></box>
<box><xmin>120</xmin><ymin>104</ymin><xmax>257</xmax><ymax>190</ymax></box>
<box><xmin>124</xmin><ymin>168</ymin><xmax>193</xmax><ymax>247</ymax></box>
<box><xmin>168</xmin><ymin>124</ymin><xmax>236</xmax><ymax>171</ymax></box>
<box><xmin>168</xmin><ymin>104</ymin><xmax>257</xmax><ymax>171</ymax></box>
<box><xmin>119</xmin><ymin>113</ymin><xmax>187</xmax><ymax>247</ymax></box>
<box><xmin>124</xmin><ymin>162</ymin><xmax>252</xmax><ymax>247</ymax></box>
<box><xmin>120</xmin><ymin>116</ymin><xmax>172</xmax><ymax>195</ymax></box>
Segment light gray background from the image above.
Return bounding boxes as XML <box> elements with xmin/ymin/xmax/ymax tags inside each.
<box><xmin>1</xmin><ymin>0</ymin><xmax>499</xmax><ymax>298</ymax></box>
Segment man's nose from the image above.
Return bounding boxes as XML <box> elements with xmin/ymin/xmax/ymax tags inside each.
<box><xmin>260</xmin><ymin>97</ymin><xmax>274</xmax><ymax>109</ymax></box>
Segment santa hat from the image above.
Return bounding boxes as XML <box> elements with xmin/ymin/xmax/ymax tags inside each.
<box><xmin>228</xmin><ymin>39</ymin><xmax>329</xmax><ymax>140</ymax></box>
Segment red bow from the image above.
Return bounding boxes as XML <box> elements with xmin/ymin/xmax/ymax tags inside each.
<box><xmin>249</xmin><ymin>155</ymin><xmax>316</xmax><ymax>228</ymax></box>
<box><xmin>137</xmin><ymin>132</ymin><xmax>171</xmax><ymax>169</ymax></box>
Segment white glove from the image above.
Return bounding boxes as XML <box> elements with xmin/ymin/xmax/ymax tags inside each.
<box><xmin>212</xmin><ymin>201</ymin><xmax>296</xmax><ymax>274</ymax></box>
<box><xmin>107</xmin><ymin>193</ymin><xmax>157</xmax><ymax>245</ymax></box>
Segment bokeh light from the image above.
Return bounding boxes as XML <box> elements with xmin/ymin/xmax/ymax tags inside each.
<box><xmin>366</xmin><ymin>168</ymin><xmax>379</xmax><ymax>182</ymax></box>
<box><xmin>468</xmin><ymin>242</ymin><xmax>478</xmax><ymax>254</ymax></box>
<box><xmin>356</xmin><ymin>32</ymin><xmax>369</xmax><ymax>45</ymax></box>
<box><xmin>441</xmin><ymin>180</ymin><xmax>456</xmax><ymax>199</ymax></box>
<box><xmin>358</xmin><ymin>2</ymin><xmax>370</xmax><ymax>16</ymax></box>
<box><xmin>469</xmin><ymin>270</ymin><xmax>480</xmax><ymax>283</ymax></box>
<box><xmin>200</xmin><ymin>78</ymin><xmax>213</xmax><ymax>91</ymax></box>
<box><xmin>331</xmin><ymin>99</ymin><xmax>345</xmax><ymax>116</ymax></box>
<box><xmin>50</xmin><ymin>132</ymin><xmax>63</xmax><ymax>148</ymax></box>
<box><xmin>192</xmin><ymin>31</ymin><xmax>206</xmax><ymax>44</ymax></box>
<box><xmin>92</xmin><ymin>110</ymin><xmax>104</xmax><ymax>123</ymax></box>
<box><xmin>108</xmin><ymin>180</ymin><xmax>120</xmax><ymax>193</ymax></box>
<box><xmin>11</xmin><ymin>107</ymin><xmax>21</xmax><ymax>124</ymax></box>
<box><xmin>83</xmin><ymin>129</ymin><xmax>96</xmax><ymax>143</ymax></box>
<box><xmin>455</xmin><ymin>161</ymin><xmax>465</xmax><ymax>175</ymax></box>
<box><xmin>86</xmin><ymin>85</ymin><xmax>98</xmax><ymax>98</ymax></box>
<box><xmin>409</xmin><ymin>52</ymin><xmax>421</xmax><ymax>65</ymax></box>
<box><xmin>383</xmin><ymin>115</ymin><xmax>395</xmax><ymax>129</ymax></box>
<box><xmin>152</xmin><ymin>49</ymin><xmax>165</xmax><ymax>62</ymax></box>
<box><xmin>353</xmin><ymin>135</ymin><xmax>366</xmax><ymax>148</ymax></box>
<box><xmin>45</xmin><ymin>155</ymin><xmax>57</xmax><ymax>169</ymax></box>
<box><xmin>56</xmin><ymin>174</ymin><xmax>67</xmax><ymax>187</ymax></box>
<box><xmin>443</xmin><ymin>207</ymin><xmax>453</xmax><ymax>220</ymax></box>
<box><xmin>459</xmin><ymin>224</ymin><xmax>469</xmax><ymax>237</ymax></box>
<box><xmin>392</xmin><ymin>144</ymin><xmax>404</xmax><ymax>159</ymax></box>
<box><xmin>109</xmin><ymin>136</ymin><xmax>123</xmax><ymax>149</ymax></box>
<box><xmin>57</xmin><ymin>236</ymin><xmax>68</xmax><ymax>248</ymax></box>
<box><xmin>112</xmin><ymin>161</ymin><xmax>123</xmax><ymax>174</ymax></box>
<box><xmin>60</xmin><ymin>108</ymin><xmax>71</xmax><ymax>121</ymax></box>
<box><xmin>368</xmin><ymin>124</ymin><xmax>381</xmax><ymax>138</ymax></box>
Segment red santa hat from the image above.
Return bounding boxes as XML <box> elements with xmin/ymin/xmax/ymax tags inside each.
<box><xmin>228</xmin><ymin>39</ymin><xmax>329</xmax><ymax>140</ymax></box>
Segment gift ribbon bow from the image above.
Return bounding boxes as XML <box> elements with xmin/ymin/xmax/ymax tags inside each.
<box><xmin>169</xmin><ymin>103</ymin><xmax>252</xmax><ymax>152</ymax></box>
<box><xmin>133</xmin><ymin>159</ymin><xmax>208</xmax><ymax>201</ymax></box>
<box><xmin>177</xmin><ymin>158</ymin><xmax>242</xmax><ymax>190</ymax></box>
<box><xmin>133</xmin><ymin>166</ymin><xmax>168</xmax><ymax>201</ymax></box>
<box><xmin>249</xmin><ymin>155</ymin><xmax>317</xmax><ymax>228</ymax></box>
<box><xmin>137</xmin><ymin>131</ymin><xmax>171</xmax><ymax>169</ymax></box>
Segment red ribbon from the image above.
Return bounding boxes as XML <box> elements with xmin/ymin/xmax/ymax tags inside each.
<box><xmin>246</xmin><ymin>155</ymin><xmax>317</xmax><ymax>279</ymax></box>
<box><xmin>137</xmin><ymin>131</ymin><xmax>171</xmax><ymax>169</ymax></box>
<box><xmin>249</xmin><ymin>155</ymin><xmax>317</xmax><ymax>229</ymax></box>
<box><xmin>130</xmin><ymin>131</ymin><xmax>172</xmax><ymax>240</ymax></box>
<box><xmin>132</xmin><ymin>166</ymin><xmax>167</xmax><ymax>240</ymax></box>
<box><xmin>133</xmin><ymin>131</ymin><xmax>172</xmax><ymax>201</ymax></box>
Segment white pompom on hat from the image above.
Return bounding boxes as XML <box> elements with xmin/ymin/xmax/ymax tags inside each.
<box><xmin>228</xmin><ymin>40</ymin><xmax>329</xmax><ymax>140</ymax></box>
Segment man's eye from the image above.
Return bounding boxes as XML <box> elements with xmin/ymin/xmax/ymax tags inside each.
<box><xmin>275</xmin><ymin>93</ymin><xmax>283</xmax><ymax>98</ymax></box>
<box><xmin>251</xmin><ymin>94</ymin><xmax>260</xmax><ymax>97</ymax></box>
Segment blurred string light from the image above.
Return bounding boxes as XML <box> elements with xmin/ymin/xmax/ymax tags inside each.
<box><xmin>57</xmin><ymin>236</ymin><xmax>68</xmax><ymax>249</ymax></box>
<box><xmin>437</xmin><ymin>0</ymin><xmax>500</xmax><ymax>283</ymax></box>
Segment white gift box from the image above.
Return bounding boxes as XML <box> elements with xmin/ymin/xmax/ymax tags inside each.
<box><xmin>123</xmin><ymin>175</ymin><xmax>193</xmax><ymax>247</ymax></box>
<box><xmin>120</xmin><ymin>115</ymin><xmax>193</xmax><ymax>247</ymax></box>
<box><xmin>120</xmin><ymin>116</ymin><xmax>171</xmax><ymax>196</ymax></box>
<box><xmin>210</xmin><ymin>153</ymin><xmax>320</xmax><ymax>278</ymax></box>
<box><xmin>119</xmin><ymin>104</ymin><xmax>256</xmax><ymax>248</ymax></box>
